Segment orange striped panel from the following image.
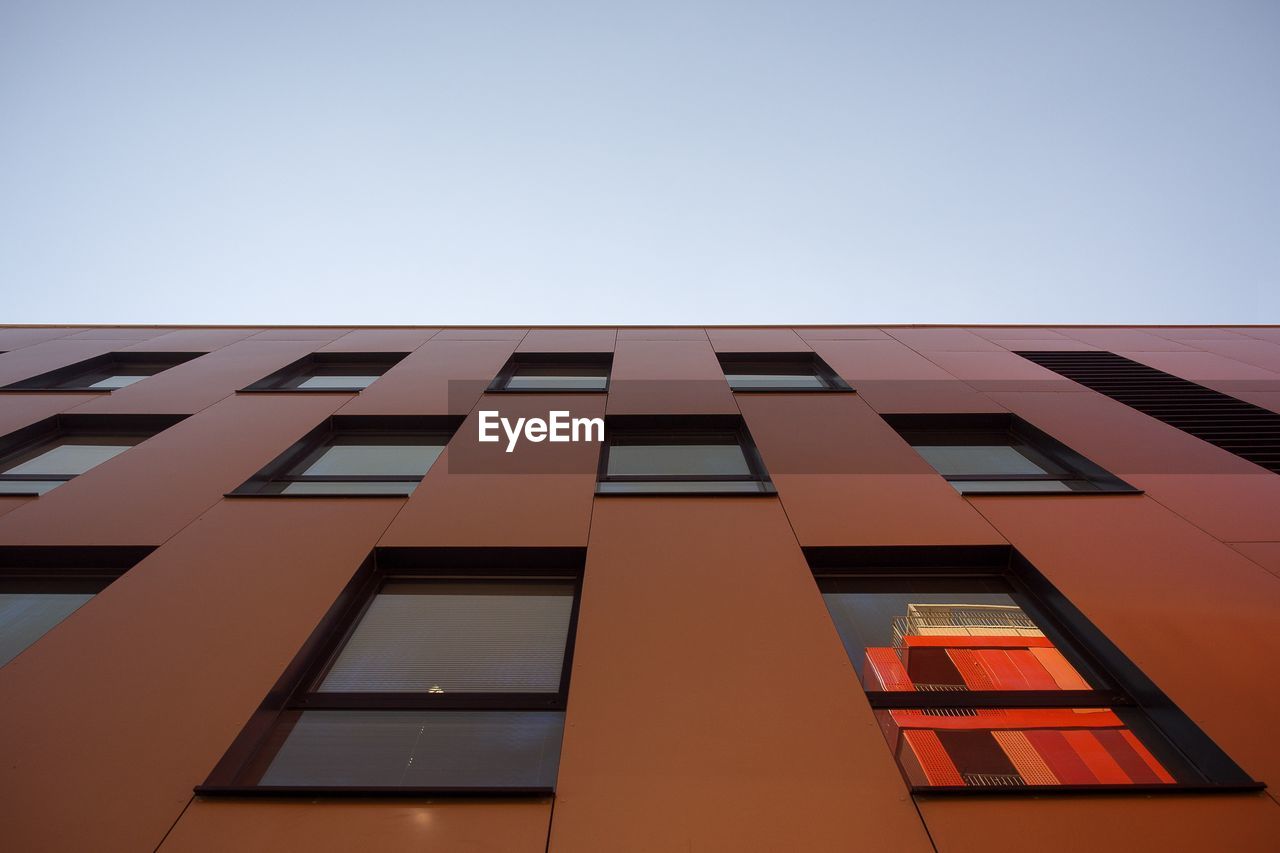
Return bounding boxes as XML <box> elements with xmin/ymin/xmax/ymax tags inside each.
<box><xmin>1029</xmin><ymin>646</ymin><xmax>1090</xmax><ymax>690</ymax></box>
<box><xmin>902</xmin><ymin>729</ymin><xmax>965</xmax><ymax>786</ymax></box>
<box><xmin>945</xmin><ymin>648</ymin><xmax>995</xmax><ymax>690</ymax></box>
<box><xmin>1119</xmin><ymin>730</ymin><xmax>1176</xmax><ymax>783</ymax></box>
<box><xmin>1062</xmin><ymin>730</ymin><xmax>1130</xmax><ymax>783</ymax></box>
<box><xmin>974</xmin><ymin>650</ymin><xmax>1030</xmax><ymax>689</ymax></box>
<box><xmin>993</xmin><ymin>730</ymin><xmax>1060</xmax><ymax>785</ymax></box>
<box><xmin>864</xmin><ymin>648</ymin><xmax>913</xmax><ymax>691</ymax></box>
<box><xmin>1007</xmin><ymin>649</ymin><xmax>1060</xmax><ymax>690</ymax></box>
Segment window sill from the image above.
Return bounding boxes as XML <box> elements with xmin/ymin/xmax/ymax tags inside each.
<box><xmin>596</xmin><ymin>483</ymin><xmax>777</xmax><ymax>496</ymax></box>
<box><xmin>0</xmin><ymin>388</ymin><xmax>113</xmax><ymax>394</ymax></box>
<box><xmin>194</xmin><ymin>785</ymin><xmax>555</xmax><ymax>798</ymax></box>
<box><xmin>236</xmin><ymin>388</ymin><xmax>364</xmax><ymax>394</ymax></box>
<box><xmin>912</xmin><ymin>781</ymin><xmax>1265</xmax><ymax>796</ymax></box>
<box><xmin>485</xmin><ymin>387</ymin><xmax>609</xmax><ymax>394</ymax></box>
<box><xmin>958</xmin><ymin>488</ymin><xmax>1144</xmax><ymax>497</ymax></box>
<box><xmin>729</xmin><ymin>387</ymin><xmax>855</xmax><ymax>394</ymax></box>
<box><xmin>224</xmin><ymin>492</ymin><xmax>412</xmax><ymax>499</ymax></box>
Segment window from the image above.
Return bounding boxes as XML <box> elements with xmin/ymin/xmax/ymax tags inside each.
<box><xmin>810</xmin><ymin>546</ymin><xmax>1260</xmax><ymax>792</ymax></box>
<box><xmin>489</xmin><ymin>353</ymin><xmax>612</xmax><ymax>392</ymax></box>
<box><xmin>2</xmin><ymin>352</ymin><xmax>201</xmax><ymax>391</ymax></box>
<box><xmin>199</xmin><ymin>548</ymin><xmax>582</xmax><ymax>793</ymax></box>
<box><xmin>0</xmin><ymin>415</ymin><xmax>185</xmax><ymax>495</ymax></box>
<box><xmin>718</xmin><ymin>352</ymin><xmax>851</xmax><ymax>392</ymax></box>
<box><xmin>885</xmin><ymin>413</ymin><xmax>1137</xmax><ymax>494</ymax></box>
<box><xmin>0</xmin><ymin>547</ymin><xmax>151</xmax><ymax>668</ymax></box>
<box><xmin>597</xmin><ymin>415</ymin><xmax>775</xmax><ymax>494</ymax></box>
<box><xmin>231</xmin><ymin>416</ymin><xmax>460</xmax><ymax>496</ymax></box>
<box><xmin>243</xmin><ymin>352</ymin><xmax>408</xmax><ymax>392</ymax></box>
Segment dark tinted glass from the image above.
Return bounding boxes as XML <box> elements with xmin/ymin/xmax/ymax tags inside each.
<box><xmin>0</xmin><ymin>588</ymin><xmax>97</xmax><ymax>666</ymax></box>
<box><xmin>606</xmin><ymin>442</ymin><xmax>750</xmax><ymax>477</ymax></box>
<box><xmin>257</xmin><ymin>710</ymin><xmax>565</xmax><ymax>788</ymax></box>
<box><xmin>506</xmin><ymin>365</ymin><xmax>608</xmax><ymax>391</ymax></box>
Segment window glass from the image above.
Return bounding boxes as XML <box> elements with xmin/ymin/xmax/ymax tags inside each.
<box><xmin>877</xmin><ymin>707</ymin><xmax>1180</xmax><ymax>788</ymax></box>
<box><xmin>0</xmin><ymin>591</ymin><xmax>96</xmax><ymax>667</ymax></box>
<box><xmin>318</xmin><ymin>582</ymin><xmax>574</xmax><ymax>693</ymax></box>
<box><xmin>0</xmin><ymin>481</ymin><xmax>65</xmax><ymax>495</ymax></box>
<box><xmin>300</xmin><ymin>442</ymin><xmax>444</xmax><ymax>477</ymax></box>
<box><xmin>915</xmin><ymin>445</ymin><xmax>1049</xmax><ymax>477</ymax></box>
<box><xmin>820</xmin><ymin>578</ymin><xmax>1099</xmax><ymax>691</ymax></box>
<box><xmin>3</xmin><ymin>440</ymin><xmax>135</xmax><ymax>476</ymax></box>
<box><xmin>949</xmin><ymin>480</ymin><xmax>1071</xmax><ymax>493</ymax></box>
<box><xmin>278</xmin><ymin>481</ymin><xmax>419</xmax><ymax>495</ymax></box>
<box><xmin>296</xmin><ymin>375</ymin><xmax>381</xmax><ymax>390</ymax></box>
<box><xmin>725</xmin><ymin>372</ymin><xmax>826</xmax><ymax>389</ymax></box>
<box><xmin>606</xmin><ymin>443</ymin><xmax>750</xmax><ymax>477</ymax></box>
<box><xmin>507</xmin><ymin>366</ymin><xmax>608</xmax><ymax>391</ymax></box>
<box><xmin>87</xmin><ymin>374</ymin><xmax>149</xmax><ymax>390</ymax></box>
<box><xmin>258</xmin><ymin>710</ymin><xmax>565</xmax><ymax>788</ymax></box>
<box><xmin>596</xmin><ymin>480</ymin><xmax>769</xmax><ymax>493</ymax></box>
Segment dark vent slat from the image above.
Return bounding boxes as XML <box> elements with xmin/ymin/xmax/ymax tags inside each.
<box><xmin>1016</xmin><ymin>351</ymin><xmax>1280</xmax><ymax>475</ymax></box>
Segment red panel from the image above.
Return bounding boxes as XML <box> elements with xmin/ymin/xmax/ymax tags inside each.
<box><xmin>605</xmin><ymin>340</ymin><xmax>737</xmax><ymax>415</ymax></box>
<box><xmin>902</xmin><ymin>730</ymin><xmax>965</xmax><ymax>785</ymax></box>
<box><xmin>337</xmin><ymin>339</ymin><xmax>518</xmax><ymax>416</ymax></box>
<box><xmin>1025</xmin><ymin>730</ymin><xmax>1097</xmax><ymax>784</ymax></box>
<box><xmin>517</xmin><ymin>329</ymin><xmax>617</xmax><ymax>352</ymax></box>
<box><xmin>0</xmin><ymin>339</ymin><xmax>119</xmax><ymax>386</ymax></box>
<box><xmin>706</xmin><ymin>328</ymin><xmax>811</xmax><ymax>352</ymax></box>
<box><xmin>887</xmin><ymin>329</ymin><xmax>1003</xmax><ymax>352</ymax></box>
<box><xmin>1061</xmin><ymin>730</ymin><xmax>1131</xmax><ymax>784</ymax></box>
<box><xmin>319</xmin><ymin>328</ymin><xmax>439</xmax><ymax>351</ymax></box>
<box><xmin>865</xmin><ymin>648</ymin><xmax>913</xmax><ymax>690</ymax></box>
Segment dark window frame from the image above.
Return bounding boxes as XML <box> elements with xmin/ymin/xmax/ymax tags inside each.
<box><xmin>240</xmin><ymin>352</ymin><xmax>410</xmax><ymax>393</ymax></box>
<box><xmin>596</xmin><ymin>415</ymin><xmax>776</xmax><ymax>495</ymax></box>
<box><xmin>228</xmin><ymin>415</ymin><xmax>462</xmax><ymax>497</ymax></box>
<box><xmin>885</xmin><ymin>413</ymin><xmax>1140</xmax><ymax>495</ymax></box>
<box><xmin>718</xmin><ymin>351</ymin><xmax>853</xmax><ymax>392</ymax></box>
<box><xmin>197</xmin><ymin>547</ymin><xmax>585</xmax><ymax>797</ymax></box>
<box><xmin>807</xmin><ymin>545</ymin><xmax>1262</xmax><ymax>795</ymax></box>
<box><xmin>0</xmin><ymin>414</ymin><xmax>187</xmax><ymax>496</ymax></box>
<box><xmin>487</xmin><ymin>352</ymin><xmax>613</xmax><ymax>394</ymax></box>
<box><xmin>1</xmin><ymin>352</ymin><xmax>203</xmax><ymax>393</ymax></box>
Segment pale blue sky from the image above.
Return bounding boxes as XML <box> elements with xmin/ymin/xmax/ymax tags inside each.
<box><xmin>2</xmin><ymin>1</ymin><xmax>1277</xmax><ymax>325</ymax></box>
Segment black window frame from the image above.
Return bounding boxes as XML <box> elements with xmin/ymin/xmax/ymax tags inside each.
<box><xmin>240</xmin><ymin>352</ymin><xmax>410</xmax><ymax>393</ymax></box>
<box><xmin>807</xmin><ymin>545</ymin><xmax>1262</xmax><ymax>795</ymax></box>
<box><xmin>487</xmin><ymin>352</ymin><xmax>613</xmax><ymax>393</ymax></box>
<box><xmin>197</xmin><ymin>547</ymin><xmax>585</xmax><ymax>797</ymax></box>
<box><xmin>0</xmin><ymin>414</ymin><xmax>187</xmax><ymax>496</ymax></box>
<box><xmin>596</xmin><ymin>414</ymin><xmax>776</xmax><ymax>496</ymax></box>
<box><xmin>717</xmin><ymin>351</ymin><xmax>852</xmax><ymax>392</ymax></box>
<box><xmin>1</xmin><ymin>352</ymin><xmax>203</xmax><ymax>392</ymax></box>
<box><xmin>0</xmin><ymin>546</ymin><xmax>154</xmax><ymax>668</ymax></box>
<box><xmin>229</xmin><ymin>415</ymin><xmax>462</xmax><ymax>497</ymax></box>
<box><xmin>885</xmin><ymin>413</ymin><xmax>1139</xmax><ymax>495</ymax></box>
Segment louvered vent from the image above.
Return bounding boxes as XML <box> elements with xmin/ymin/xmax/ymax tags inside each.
<box><xmin>1016</xmin><ymin>351</ymin><xmax>1280</xmax><ymax>474</ymax></box>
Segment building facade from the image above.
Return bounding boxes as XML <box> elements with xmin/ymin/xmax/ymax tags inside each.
<box><xmin>0</xmin><ymin>324</ymin><xmax>1278</xmax><ymax>852</ymax></box>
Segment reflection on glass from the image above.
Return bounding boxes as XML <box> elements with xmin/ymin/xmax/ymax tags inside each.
<box><xmin>607</xmin><ymin>444</ymin><xmax>750</xmax><ymax>477</ymax></box>
<box><xmin>301</xmin><ymin>443</ymin><xmax>443</xmax><ymax>477</ymax></box>
<box><xmin>296</xmin><ymin>375</ymin><xmax>381</xmax><ymax>390</ymax></box>
<box><xmin>278</xmin><ymin>481</ymin><xmax>418</xmax><ymax>495</ymax></box>
<box><xmin>87</xmin><ymin>374</ymin><xmax>149</xmax><ymax>389</ymax></box>
<box><xmin>3</xmin><ymin>441</ymin><xmax>134</xmax><ymax>476</ymax></box>
<box><xmin>916</xmin><ymin>445</ymin><xmax>1049</xmax><ymax>477</ymax></box>
<box><xmin>878</xmin><ymin>707</ymin><xmax>1176</xmax><ymax>788</ymax></box>
<box><xmin>725</xmin><ymin>372</ymin><xmax>825</xmax><ymax>390</ymax></box>
<box><xmin>0</xmin><ymin>480</ymin><xmax>65</xmax><ymax>495</ymax></box>
<box><xmin>949</xmin><ymin>480</ymin><xmax>1071</xmax><ymax>493</ymax></box>
<box><xmin>507</xmin><ymin>366</ymin><xmax>608</xmax><ymax>391</ymax></box>
<box><xmin>596</xmin><ymin>480</ymin><xmax>769</xmax><ymax>493</ymax></box>
<box><xmin>0</xmin><ymin>592</ymin><xmax>96</xmax><ymax>667</ymax></box>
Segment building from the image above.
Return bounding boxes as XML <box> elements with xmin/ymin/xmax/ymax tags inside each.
<box><xmin>0</xmin><ymin>324</ymin><xmax>1278</xmax><ymax>852</ymax></box>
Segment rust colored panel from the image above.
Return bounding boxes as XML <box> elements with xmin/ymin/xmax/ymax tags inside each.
<box><xmin>992</xmin><ymin>730</ymin><xmax>1058</xmax><ymax>784</ymax></box>
<box><xmin>1119</xmin><ymin>349</ymin><xmax>1280</xmax><ymax>381</ymax></box>
<box><xmin>921</xmin><ymin>350</ymin><xmax>1074</xmax><ymax>382</ymax></box>
<box><xmin>250</xmin><ymin>328</ymin><xmax>351</xmax><ymax>341</ymax></box>
<box><xmin>434</xmin><ymin>328</ymin><xmax>528</xmax><ymax>340</ymax></box>
<box><xmin>887</xmin><ymin>328</ymin><xmax>1003</xmax><ymax>351</ymax></box>
<box><xmin>706</xmin><ymin>327</ymin><xmax>811</xmax><ymax>352</ymax></box>
<box><xmin>0</xmin><ymin>392</ymin><xmax>101</xmax><ymax>435</ymax></box>
<box><xmin>73</xmin><ymin>340</ymin><xmax>322</xmax><ymax>415</ymax></box>
<box><xmin>1056</xmin><ymin>328</ymin><xmax>1195</xmax><ymax>351</ymax></box>
<box><xmin>0</xmin><ymin>339</ymin><xmax>119</xmax><ymax>386</ymax></box>
<box><xmin>968</xmin><ymin>495</ymin><xmax>1280</xmax><ymax>784</ymax></box>
<box><xmin>67</xmin><ymin>327</ymin><xmax>175</xmax><ymax>340</ymax></box>
<box><xmin>1125</xmin><ymin>474</ymin><xmax>1280</xmax><ymax>542</ymax></box>
<box><xmin>379</xmin><ymin>394</ymin><xmax>602</xmax><ymax>547</ymax></box>
<box><xmin>518</xmin><ymin>329</ymin><xmax>617</xmax><ymax>352</ymax></box>
<box><xmin>970</xmin><ymin>327</ymin><xmax>1075</xmax><ymax>342</ymax></box>
<box><xmin>549</xmin><ymin>498</ymin><xmax>934</xmax><ymax>853</ymax></box>
<box><xmin>0</xmin><ymin>327</ymin><xmax>81</xmax><ymax>349</ymax></box>
<box><xmin>1189</xmin><ymin>338</ymin><xmax>1280</xmax><ymax>372</ymax></box>
<box><xmin>318</xmin><ymin>328</ymin><xmax>440</xmax><ymax>351</ymax></box>
<box><xmin>0</xmin><ymin>497</ymin><xmax>30</xmax><ymax>518</ymax></box>
<box><xmin>795</xmin><ymin>327</ymin><xmax>891</xmax><ymax>341</ymax></box>
<box><xmin>121</xmin><ymin>329</ymin><xmax>263</xmax><ymax>351</ymax></box>
<box><xmin>606</xmin><ymin>340</ymin><xmax>738</xmax><ymax>415</ymax></box>
<box><xmin>0</xmin><ymin>499</ymin><xmax>401</xmax><ymax>853</ymax></box>
<box><xmin>0</xmin><ymin>393</ymin><xmax>347</xmax><ymax>545</ymax></box>
<box><xmin>920</xmin><ymin>793</ymin><xmax>1280</xmax><ymax>853</ymax></box>
<box><xmin>160</xmin><ymin>799</ymin><xmax>553</xmax><ymax>853</ymax></box>
<box><xmin>615</xmin><ymin>327</ymin><xmax>709</xmax><ymax>340</ymax></box>
<box><xmin>809</xmin><ymin>339</ymin><xmax>958</xmax><ymax>380</ymax></box>
<box><xmin>338</xmin><ymin>339</ymin><xmax>518</xmax><ymax>416</ymax></box>
<box><xmin>1229</xmin><ymin>542</ymin><xmax>1280</xmax><ymax>580</ymax></box>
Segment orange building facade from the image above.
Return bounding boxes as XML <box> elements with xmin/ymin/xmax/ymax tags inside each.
<box><xmin>0</xmin><ymin>324</ymin><xmax>1278</xmax><ymax>852</ymax></box>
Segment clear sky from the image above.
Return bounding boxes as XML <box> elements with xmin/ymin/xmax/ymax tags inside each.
<box><xmin>2</xmin><ymin>1</ymin><xmax>1277</xmax><ymax>325</ymax></box>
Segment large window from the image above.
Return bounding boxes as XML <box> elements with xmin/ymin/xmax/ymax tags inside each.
<box><xmin>718</xmin><ymin>352</ymin><xmax>851</xmax><ymax>392</ymax></box>
<box><xmin>488</xmin><ymin>353</ymin><xmax>612</xmax><ymax>392</ymax></box>
<box><xmin>2</xmin><ymin>352</ymin><xmax>202</xmax><ymax>391</ymax></box>
<box><xmin>199</xmin><ymin>548</ymin><xmax>582</xmax><ymax>794</ymax></box>
<box><xmin>0</xmin><ymin>415</ymin><xmax>186</xmax><ymax>495</ymax></box>
<box><xmin>810</xmin><ymin>546</ymin><xmax>1260</xmax><ymax>792</ymax></box>
<box><xmin>231</xmin><ymin>416</ymin><xmax>459</xmax><ymax>496</ymax></box>
<box><xmin>597</xmin><ymin>416</ymin><xmax>775</xmax><ymax>494</ymax></box>
<box><xmin>885</xmin><ymin>413</ymin><xmax>1137</xmax><ymax>494</ymax></box>
<box><xmin>0</xmin><ymin>547</ymin><xmax>151</xmax><ymax>668</ymax></box>
<box><xmin>243</xmin><ymin>352</ymin><xmax>408</xmax><ymax>392</ymax></box>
